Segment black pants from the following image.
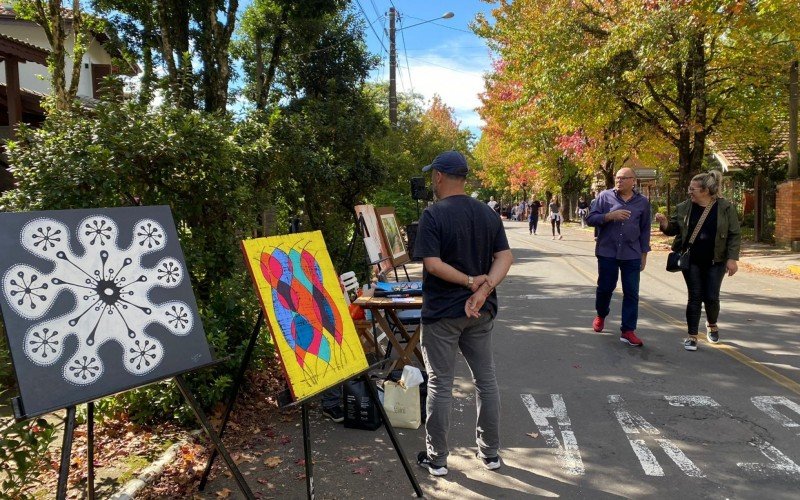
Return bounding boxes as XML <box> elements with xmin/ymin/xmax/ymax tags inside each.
<box><xmin>550</xmin><ymin>217</ymin><xmax>561</xmax><ymax>235</ymax></box>
<box><xmin>681</xmin><ymin>262</ymin><xmax>726</xmax><ymax>335</ymax></box>
<box><xmin>529</xmin><ymin>216</ymin><xmax>538</xmax><ymax>234</ymax></box>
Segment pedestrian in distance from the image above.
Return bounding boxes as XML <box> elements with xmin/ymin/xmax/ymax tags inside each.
<box><xmin>487</xmin><ymin>196</ymin><xmax>498</xmax><ymax>214</ymax></box>
<box><xmin>576</xmin><ymin>196</ymin><xmax>590</xmax><ymax>228</ymax></box>
<box><xmin>548</xmin><ymin>195</ymin><xmax>563</xmax><ymax>240</ymax></box>
<box><xmin>655</xmin><ymin>170</ymin><xmax>741</xmax><ymax>352</ymax></box>
<box><xmin>529</xmin><ymin>198</ymin><xmax>543</xmax><ymax>234</ymax></box>
<box><xmin>414</xmin><ymin>150</ymin><xmax>514</xmax><ymax>476</ymax></box>
<box><xmin>587</xmin><ymin>168</ymin><xmax>651</xmax><ymax>347</ymax></box>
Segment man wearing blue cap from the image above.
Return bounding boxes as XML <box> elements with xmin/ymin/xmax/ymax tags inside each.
<box><xmin>413</xmin><ymin>150</ymin><xmax>514</xmax><ymax>476</ymax></box>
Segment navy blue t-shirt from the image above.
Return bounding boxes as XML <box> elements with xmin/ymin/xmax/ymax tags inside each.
<box><xmin>414</xmin><ymin>195</ymin><xmax>510</xmax><ymax>323</ymax></box>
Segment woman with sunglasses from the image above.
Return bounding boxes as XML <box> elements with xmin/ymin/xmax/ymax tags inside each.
<box><xmin>655</xmin><ymin>170</ymin><xmax>741</xmax><ymax>351</ymax></box>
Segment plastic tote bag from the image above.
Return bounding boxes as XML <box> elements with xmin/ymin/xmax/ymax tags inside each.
<box><xmin>383</xmin><ymin>380</ymin><xmax>421</xmax><ymax>429</ymax></box>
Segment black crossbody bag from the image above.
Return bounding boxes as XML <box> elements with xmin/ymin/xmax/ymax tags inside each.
<box><xmin>666</xmin><ymin>201</ymin><xmax>715</xmax><ymax>272</ymax></box>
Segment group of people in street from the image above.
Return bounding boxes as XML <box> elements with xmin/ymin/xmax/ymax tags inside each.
<box><xmin>495</xmin><ymin>194</ymin><xmax>595</xmax><ymax>240</ymax></box>
<box><xmin>323</xmin><ymin>151</ymin><xmax>742</xmax><ymax>483</ymax></box>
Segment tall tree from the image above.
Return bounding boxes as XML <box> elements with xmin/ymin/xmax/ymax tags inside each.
<box><xmin>476</xmin><ymin>0</ymin><xmax>800</xmax><ymax>188</ymax></box>
<box><xmin>15</xmin><ymin>0</ymin><xmax>94</xmax><ymax>110</ymax></box>
<box><xmin>233</xmin><ymin>0</ymin><xmax>346</xmax><ymax>109</ymax></box>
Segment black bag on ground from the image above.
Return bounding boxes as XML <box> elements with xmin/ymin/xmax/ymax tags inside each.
<box><xmin>343</xmin><ymin>379</ymin><xmax>382</xmax><ymax>430</ymax></box>
<box><xmin>666</xmin><ymin>250</ymin><xmax>690</xmax><ymax>272</ymax></box>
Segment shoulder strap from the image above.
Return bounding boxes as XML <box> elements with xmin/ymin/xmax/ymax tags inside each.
<box><xmin>687</xmin><ymin>200</ymin><xmax>716</xmax><ymax>247</ymax></box>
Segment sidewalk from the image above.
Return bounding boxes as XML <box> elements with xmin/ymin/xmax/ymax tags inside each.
<box><xmin>737</xmin><ymin>241</ymin><xmax>800</xmax><ymax>277</ymax></box>
<box><xmin>614</xmin><ymin>222</ymin><xmax>800</xmax><ymax>279</ymax></box>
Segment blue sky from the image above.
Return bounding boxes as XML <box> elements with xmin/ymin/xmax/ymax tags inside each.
<box><xmin>353</xmin><ymin>1</ymin><xmax>496</xmax><ymax>135</ymax></box>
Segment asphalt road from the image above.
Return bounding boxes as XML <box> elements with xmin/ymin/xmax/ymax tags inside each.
<box><xmin>202</xmin><ymin>221</ymin><xmax>800</xmax><ymax>499</ymax></box>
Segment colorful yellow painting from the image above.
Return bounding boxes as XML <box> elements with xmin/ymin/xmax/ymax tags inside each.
<box><xmin>241</xmin><ymin>231</ymin><xmax>368</xmax><ymax>401</ymax></box>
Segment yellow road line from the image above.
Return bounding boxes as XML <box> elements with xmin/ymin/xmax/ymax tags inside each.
<box><xmin>562</xmin><ymin>255</ymin><xmax>800</xmax><ymax>397</ymax></box>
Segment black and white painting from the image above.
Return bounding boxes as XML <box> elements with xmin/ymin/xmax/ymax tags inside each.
<box><xmin>0</xmin><ymin>206</ymin><xmax>214</xmax><ymax>419</ymax></box>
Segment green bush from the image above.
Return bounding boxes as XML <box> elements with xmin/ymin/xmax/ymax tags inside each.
<box><xmin>0</xmin><ymin>415</ymin><xmax>57</xmax><ymax>499</ymax></box>
<box><xmin>0</xmin><ymin>102</ymin><xmax>270</xmax><ymax>424</ymax></box>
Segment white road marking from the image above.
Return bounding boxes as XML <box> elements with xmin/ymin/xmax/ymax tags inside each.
<box><xmin>752</xmin><ymin>396</ymin><xmax>800</xmax><ymax>433</ymax></box>
<box><xmin>609</xmin><ymin>395</ymin><xmax>704</xmax><ymax>478</ymax></box>
<box><xmin>609</xmin><ymin>394</ymin><xmax>659</xmax><ymax>435</ymax></box>
<box><xmin>629</xmin><ymin>439</ymin><xmax>664</xmax><ymax>476</ymax></box>
<box><xmin>737</xmin><ymin>438</ymin><xmax>800</xmax><ymax>477</ymax></box>
<box><xmin>520</xmin><ymin>394</ymin><xmax>585</xmax><ymax>475</ymax></box>
<box><xmin>657</xmin><ymin>439</ymin><xmax>706</xmax><ymax>478</ymax></box>
<box><xmin>665</xmin><ymin>395</ymin><xmax>721</xmax><ymax>407</ymax></box>
<box><xmin>516</xmin><ymin>294</ymin><xmax>596</xmax><ymax>300</ymax></box>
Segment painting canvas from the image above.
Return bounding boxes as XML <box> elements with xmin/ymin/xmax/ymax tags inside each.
<box><xmin>241</xmin><ymin>231</ymin><xmax>368</xmax><ymax>402</ymax></box>
<box><xmin>376</xmin><ymin>207</ymin><xmax>410</xmax><ymax>267</ymax></box>
<box><xmin>354</xmin><ymin>204</ymin><xmax>393</xmax><ymax>274</ymax></box>
<box><xmin>0</xmin><ymin>206</ymin><xmax>214</xmax><ymax>419</ymax></box>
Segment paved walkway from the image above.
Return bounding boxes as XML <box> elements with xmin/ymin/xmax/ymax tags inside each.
<box><xmin>133</xmin><ymin>221</ymin><xmax>800</xmax><ymax>499</ymax></box>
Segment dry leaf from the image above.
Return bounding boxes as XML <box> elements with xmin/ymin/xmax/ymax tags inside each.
<box><xmin>345</xmin><ymin>456</ymin><xmax>361</xmax><ymax>463</ymax></box>
<box><xmin>264</xmin><ymin>456</ymin><xmax>283</xmax><ymax>468</ymax></box>
<box><xmin>216</xmin><ymin>488</ymin><xmax>233</xmax><ymax>498</ymax></box>
<box><xmin>280</xmin><ymin>435</ymin><xmax>292</xmax><ymax>445</ymax></box>
<box><xmin>353</xmin><ymin>466</ymin><xmax>372</xmax><ymax>475</ymax></box>
<box><xmin>526</xmin><ymin>432</ymin><xmax>539</xmax><ymax>439</ymax></box>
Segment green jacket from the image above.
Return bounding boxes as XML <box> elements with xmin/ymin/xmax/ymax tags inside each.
<box><xmin>661</xmin><ymin>198</ymin><xmax>741</xmax><ymax>262</ymax></box>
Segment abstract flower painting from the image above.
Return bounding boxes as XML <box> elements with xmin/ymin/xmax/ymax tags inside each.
<box><xmin>0</xmin><ymin>206</ymin><xmax>213</xmax><ymax>419</ymax></box>
<box><xmin>241</xmin><ymin>231</ymin><xmax>367</xmax><ymax>402</ymax></box>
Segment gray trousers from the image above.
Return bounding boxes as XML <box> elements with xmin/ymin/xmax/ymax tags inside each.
<box><xmin>420</xmin><ymin>315</ymin><xmax>500</xmax><ymax>467</ymax></box>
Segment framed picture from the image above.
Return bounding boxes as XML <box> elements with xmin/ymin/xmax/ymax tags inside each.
<box><xmin>354</xmin><ymin>204</ymin><xmax>393</xmax><ymax>275</ymax></box>
<box><xmin>375</xmin><ymin>207</ymin><xmax>410</xmax><ymax>267</ymax></box>
<box><xmin>0</xmin><ymin>206</ymin><xmax>214</xmax><ymax>419</ymax></box>
<box><xmin>241</xmin><ymin>231</ymin><xmax>368</xmax><ymax>402</ymax></box>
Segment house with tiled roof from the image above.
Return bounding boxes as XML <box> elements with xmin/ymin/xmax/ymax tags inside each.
<box><xmin>0</xmin><ymin>3</ymin><xmax>137</xmax><ymax>190</ymax></box>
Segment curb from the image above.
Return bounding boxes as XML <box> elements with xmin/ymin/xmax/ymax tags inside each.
<box><xmin>109</xmin><ymin>430</ymin><xmax>201</xmax><ymax>499</ymax></box>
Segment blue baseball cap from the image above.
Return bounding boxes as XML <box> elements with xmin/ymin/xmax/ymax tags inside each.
<box><xmin>421</xmin><ymin>150</ymin><xmax>469</xmax><ymax>177</ymax></box>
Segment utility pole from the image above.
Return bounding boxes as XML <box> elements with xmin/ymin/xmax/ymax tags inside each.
<box><xmin>789</xmin><ymin>60</ymin><xmax>798</xmax><ymax>180</ymax></box>
<box><xmin>389</xmin><ymin>7</ymin><xmax>398</xmax><ymax>127</ymax></box>
<box><xmin>387</xmin><ymin>9</ymin><xmax>452</xmax><ymax>127</ymax></box>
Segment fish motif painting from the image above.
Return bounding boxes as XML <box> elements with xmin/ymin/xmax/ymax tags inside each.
<box><xmin>241</xmin><ymin>231</ymin><xmax>367</xmax><ymax>401</ymax></box>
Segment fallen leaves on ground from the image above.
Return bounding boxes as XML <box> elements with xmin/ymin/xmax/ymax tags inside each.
<box><xmin>526</xmin><ymin>432</ymin><xmax>540</xmax><ymax>439</ymax></box>
<box><xmin>264</xmin><ymin>456</ymin><xmax>283</xmax><ymax>468</ymax></box>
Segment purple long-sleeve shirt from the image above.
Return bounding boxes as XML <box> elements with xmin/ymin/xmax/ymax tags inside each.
<box><xmin>587</xmin><ymin>188</ymin><xmax>651</xmax><ymax>260</ymax></box>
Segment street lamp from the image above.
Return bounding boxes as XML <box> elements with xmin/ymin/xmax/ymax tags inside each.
<box><xmin>389</xmin><ymin>8</ymin><xmax>454</xmax><ymax>127</ymax></box>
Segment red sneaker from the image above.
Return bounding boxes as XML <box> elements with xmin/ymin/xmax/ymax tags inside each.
<box><xmin>592</xmin><ymin>316</ymin><xmax>605</xmax><ymax>332</ymax></box>
<box><xmin>620</xmin><ymin>331</ymin><xmax>643</xmax><ymax>347</ymax></box>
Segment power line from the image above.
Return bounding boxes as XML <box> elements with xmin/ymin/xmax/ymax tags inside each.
<box><xmin>403</xmin><ymin>15</ymin><xmax>474</xmax><ymax>34</ymax></box>
<box><xmin>398</xmin><ymin>17</ymin><xmax>414</xmax><ymax>95</ymax></box>
<box><xmin>355</xmin><ymin>0</ymin><xmax>388</xmax><ymax>55</ymax></box>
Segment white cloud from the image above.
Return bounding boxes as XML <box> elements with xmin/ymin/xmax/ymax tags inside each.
<box><xmin>373</xmin><ymin>38</ymin><xmax>492</xmax><ymax>135</ymax></box>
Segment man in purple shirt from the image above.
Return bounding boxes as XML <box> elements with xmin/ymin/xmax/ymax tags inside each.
<box><xmin>586</xmin><ymin>167</ymin><xmax>651</xmax><ymax>347</ymax></box>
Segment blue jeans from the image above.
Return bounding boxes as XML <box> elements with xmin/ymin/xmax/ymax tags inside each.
<box><xmin>595</xmin><ymin>256</ymin><xmax>641</xmax><ymax>332</ymax></box>
<box><xmin>681</xmin><ymin>262</ymin><xmax>726</xmax><ymax>335</ymax></box>
<box><xmin>322</xmin><ymin>386</ymin><xmax>342</xmax><ymax>410</ymax></box>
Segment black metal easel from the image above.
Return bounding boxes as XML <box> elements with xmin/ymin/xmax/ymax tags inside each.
<box><xmin>199</xmin><ymin>310</ymin><xmax>264</xmax><ymax>490</ymax></box>
<box><xmin>199</xmin><ymin>309</ymin><xmax>423</xmax><ymax>499</ymax></box>
<box><xmin>40</xmin><ymin>365</ymin><xmax>255</xmax><ymax>500</ymax></box>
